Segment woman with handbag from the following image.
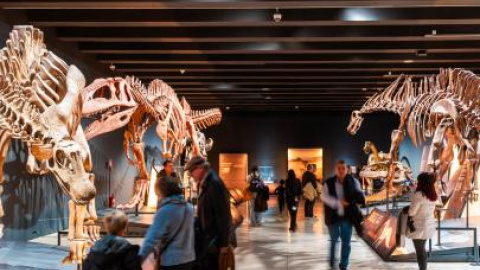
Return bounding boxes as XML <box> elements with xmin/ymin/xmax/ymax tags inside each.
<box><xmin>407</xmin><ymin>172</ymin><xmax>437</xmax><ymax>270</ymax></box>
<box><xmin>139</xmin><ymin>176</ymin><xmax>195</xmax><ymax>270</ymax></box>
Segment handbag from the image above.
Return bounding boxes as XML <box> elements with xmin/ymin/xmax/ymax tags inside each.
<box><xmin>407</xmin><ymin>216</ymin><xmax>416</xmax><ymax>233</ymax></box>
<box><xmin>142</xmin><ymin>203</ymin><xmax>188</xmax><ymax>270</ymax></box>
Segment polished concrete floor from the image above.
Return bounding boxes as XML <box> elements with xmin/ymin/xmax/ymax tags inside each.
<box><xmin>1</xmin><ymin>198</ymin><xmax>480</xmax><ymax>269</ymax></box>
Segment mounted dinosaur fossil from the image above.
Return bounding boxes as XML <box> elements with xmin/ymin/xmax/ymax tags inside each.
<box><xmin>82</xmin><ymin>76</ymin><xmax>222</xmax><ymax>209</ymax></box>
<box><xmin>348</xmin><ymin>68</ymin><xmax>480</xmax><ymax>218</ymax></box>
<box><xmin>360</xmin><ymin>141</ymin><xmax>413</xmax><ymax>203</ymax></box>
<box><xmin>0</xmin><ymin>26</ymin><xmax>99</xmax><ymax>265</ymax></box>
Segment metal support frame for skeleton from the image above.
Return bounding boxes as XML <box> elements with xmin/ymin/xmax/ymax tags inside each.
<box><xmin>82</xmin><ymin>77</ymin><xmax>222</xmax><ymax>209</ymax></box>
<box><xmin>0</xmin><ymin>26</ymin><xmax>99</xmax><ymax>265</ymax></box>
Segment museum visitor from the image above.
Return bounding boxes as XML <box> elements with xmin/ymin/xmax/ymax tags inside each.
<box><xmin>285</xmin><ymin>170</ymin><xmax>302</xmax><ymax>232</ymax></box>
<box><xmin>83</xmin><ymin>211</ymin><xmax>142</xmax><ymax>270</ymax></box>
<box><xmin>407</xmin><ymin>172</ymin><xmax>438</xmax><ymax>270</ymax></box>
<box><xmin>302</xmin><ymin>164</ymin><xmax>320</xmax><ymax>218</ymax></box>
<box><xmin>140</xmin><ymin>176</ymin><xmax>195</xmax><ymax>270</ymax></box>
<box><xmin>321</xmin><ymin>160</ymin><xmax>366</xmax><ymax>270</ymax></box>
<box><xmin>185</xmin><ymin>156</ymin><xmax>235</xmax><ymax>270</ymax></box>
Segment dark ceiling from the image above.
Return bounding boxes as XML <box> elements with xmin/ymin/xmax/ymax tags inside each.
<box><xmin>2</xmin><ymin>0</ymin><xmax>480</xmax><ymax>111</ymax></box>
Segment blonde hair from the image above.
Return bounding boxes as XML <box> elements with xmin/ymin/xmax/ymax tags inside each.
<box><xmin>104</xmin><ymin>210</ymin><xmax>128</xmax><ymax>235</ymax></box>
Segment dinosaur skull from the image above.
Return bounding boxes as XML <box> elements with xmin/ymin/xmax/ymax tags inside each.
<box><xmin>83</xmin><ymin>77</ymin><xmax>140</xmax><ymax>140</ymax></box>
<box><xmin>48</xmin><ymin>140</ymin><xmax>96</xmax><ymax>205</ymax></box>
<box><xmin>347</xmin><ymin>110</ymin><xmax>364</xmax><ymax>135</ymax></box>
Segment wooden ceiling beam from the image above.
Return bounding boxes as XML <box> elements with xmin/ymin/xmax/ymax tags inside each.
<box><xmin>58</xmin><ymin>36</ymin><xmax>480</xmax><ymax>43</ymax></box>
<box><xmin>31</xmin><ymin>19</ymin><xmax>480</xmax><ymax>28</ymax></box>
<box><xmin>5</xmin><ymin>1</ymin><xmax>480</xmax><ymax>10</ymax></box>
<box><xmin>80</xmin><ymin>48</ymin><xmax>480</xmax><ymax>55</ymax></box>
<box><xmin>100</xmin><ymin>59</ymin><xmax>480</xmax><ymax>65</ymax></box>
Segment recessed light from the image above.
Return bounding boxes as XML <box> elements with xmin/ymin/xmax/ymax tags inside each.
<box><xmin>295</xmin><ymin>105</ymin><xmax>299</xmax><ymax>110</ymax></box>
<box><xmin>416</xmin><ymin>49</ymin><xmax>428</xmax><ymax>57</ymax></box>
<box><xmin>226</xmin><ymin>106</ymin><xmax>230</xmax><ymax>111</ymax></box>
<box><xmin>265</xmin><ymin>96</ymin><xmax>272</xmax><ymax>100</ymax></box>
<box><xmin>388</xmin><ymin>71</ymin><xmax>392</xmax><ymax>75</ymax></box>
<box><xmin>362</xmin><ymin>88</ymin><xmax>367</xmax><ymax>92</ymax></box>
<box><xmin>109</xmin><ymin>63</ymin><xmax>116</xmax><ymax>71</ymax></box>
<box><xmin>180</xmin><ymin>69</ymin><xmax>186</xmax><ymax>74</ymax></box>
<box><xmin>273</xmin><ymin>7</ymin><xmax>282</xmax><ymax>23</ymax></box>
<box><xmin>261</xmin><ymin>87</ymin><xmax>271</xmax><ymax>91</ymax></box>
<box><xmin>403</xmin><ymin>60</ymin><xmax>414</xmax><ymax>63</ymax></box>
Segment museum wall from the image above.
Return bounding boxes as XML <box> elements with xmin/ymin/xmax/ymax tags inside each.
<box><xmin>204</xmin><ymin>111</ymin><xmax>423</xmax><ymax>182</ymax></box>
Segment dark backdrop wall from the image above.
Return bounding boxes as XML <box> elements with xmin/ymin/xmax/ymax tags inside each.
<box><xmin>204</xmin><ymin>111</ymin><xmax>421</xmax><ymax>181</ymax></box>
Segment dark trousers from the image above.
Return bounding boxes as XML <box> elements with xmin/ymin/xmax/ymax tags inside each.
<box><xmin>304</xmin><ymin>199</ymin><xmax>315</xmax><ymax>217</ymax></box>
<box><xmin>278</xmin><ymin>195</ymin><xmax>285</xmax><ymax>213</ymax></box>
<box><xmin>287</xmin><ymin>203</ymin><xmax>298</xmax><ymax>229</ymax></box>
<box><xmin>327</xmin><ymin>220</ymin><xmax>353</xmax><ymax>269</ymax></box>
<box><xmin>193</xmin><ymin>252</ymin><xmax>219</xmax><ymax>270</ymax></box>
<box><xmin>413</xmin><ymin>239</ymin><xmax>428</xmax><ymax>270</ymax></box>
<box><xmin>160</xmin><ymin>261</ymin><xmax>194</xmax><ymax>270</ymax></box>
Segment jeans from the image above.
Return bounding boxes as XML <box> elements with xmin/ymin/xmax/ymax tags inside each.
<box><xmin>304</xmin><ymin>199</ymin><xmax>315</xmax><ymax>217</ymax></box>
<box><xmin>250</xmin><ymin>199</ymin><xmax>262</xmax><ymax>226</ymax></box>
<box><xmin>327</xmin><ymin>220</ymin><xmax>353</xmax><ymax>269</ymax></box>
<box><xmin>413</xmin><ymin>239</ymin><xmax>427</xmax><ymax>270</ymax></box>
<box><xmin>287</xmin><ymin>203</ymin><xmax>298</xmax><ymax>230</ymax></box>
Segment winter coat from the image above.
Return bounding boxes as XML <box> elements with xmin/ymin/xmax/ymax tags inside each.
<box><xmin>254</xmin><ymin>185</ymin><xmax>269</xmax><ymax>212</ymax></box>
<box><xmin>407</xmin><ymin>191</ymin><xmax>436</xmax><ymax>240</ymax></box>
<box><xmin>302</xmin><ymin>171</ymin><xmax>318</xmax><ymax>189</ymax></box>
<box><xmin>286</xmin><ymin>177</ymin><xmax>302</xmax><ymax>206</ymax></box>
<box><xmin>139</xmin><ymin>195</ymin><xmax>195</xmax><ymax>267</ymax></box>
<box><xmin>196</xmin><ymin>169</ymin><xmax>233</xmax><ymax>251</ymax></box>
<box><xmin>83</xmin><ymin>235</ymin><xmax>142</xmax><ymax>270</ymax></box>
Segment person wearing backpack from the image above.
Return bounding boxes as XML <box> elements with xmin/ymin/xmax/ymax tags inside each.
<box><xmin>140</xmin><ymin>176</ymin><xmax>195</xmax><ymax>270</ymax></box>
<box><xmin>302</xmin><ymin>164</ymin><xmax>319</xmax><ymax>219</ymax></box>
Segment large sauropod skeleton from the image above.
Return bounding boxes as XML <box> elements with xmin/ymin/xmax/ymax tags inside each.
<box><xmin>0</xmin><ymin>26</ymin><xmax>99</xmax><ymax>264</ymax></box>
<box><xmin>82</xmin><ymin>77</ymin><xmax>222</xmax><ymax>209</ymax></box>
<box><xmin>348</xmin><ymin>68</ymin><xmax>480</xmax><ymax>218</ymax></box>
<box><xmin>347</xmin><ymin>75</ymin><xmax>431</xmax><ymax>202</ymax></box>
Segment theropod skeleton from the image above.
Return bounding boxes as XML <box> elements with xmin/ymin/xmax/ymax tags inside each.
<box><xmin>0</xmin><ymin>26</ymin><xmax>99</xmax><ymax>265</ymax></box>
<box><xmin>82</xmin><ymin>77</ymin><xmax>221</xmax><ymax>209</ymax></box>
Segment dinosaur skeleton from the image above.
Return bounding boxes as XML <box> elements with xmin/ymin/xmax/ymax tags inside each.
<box><xmin>82</xmin><ymin>77</ymin><xmax>221</xmax><ymax>209</ymax></box>
<box><xmin>348</xmin><ymin>68</ymin><xmax>480</xmax><ymax>218</ymax></box>
<box><xmin>360</xmin><ymin>141</ymin><xmax>413</xmax><ymax>203</ymax></box>
<box><xmin>0</xmin><ymin>26</ymin><xmax>99</xmax><ymax>265</ymax></box>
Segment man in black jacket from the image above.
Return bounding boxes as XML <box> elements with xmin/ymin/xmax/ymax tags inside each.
<box><xmin>302</xmin><ymin>164</ymin><xmax>318</xmax><ymax>218</ymax></box>
<box><xmin>321</xmin><ymin>160</ymin><xmax>365</xmax><ymax>270</ymax></box>
<box><xmin>186</xmin><ymin>156</ymin><xmax>233</xmax><ymax>270</ymax></box>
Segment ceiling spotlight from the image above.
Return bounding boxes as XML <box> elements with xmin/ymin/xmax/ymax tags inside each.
<box><xmin>424</xmin><ymin>30</ymin><xmax>437</xmax><ymax>37</ymax></box>
<box><xmin>273</xmin><ymin>7</ymin><xmax>282</xmax><ymax>23</ymax></box>
<box><xmin>403</xmin><ymin>59</ymin><xmax>414</xmax><ymax>63</ymax></box>
<box><xmin>226</xmin><ymin>106</ymin><xmax>230</xmax><ymax>111</ymax></box>
<box><xmin>295</xmin><ymin>105</ymin><xmax>299</xmax><ymax>110</ymax></box>
<box><xmin>180</xmin><ymin>69</ymin><xmax>186</xmax><ymax>74</ymax></box>
<box><xmin>361</xmin><ymin>88</ymin><xmax>367</xmax><ymax>92</ymax></box>
<box><xmin>265</xmin><ymin>96</ymin><xmax>272</xmax><ymax>100</ymax></box>
<box><xmin>109</xmin><ymin>63</ymin><xmax>116</xmax><ymax>71</ymax></box>
<box><xmin>261</xmin><ymin>87</ymin><xmax>271</xmax><ymax>91</ymax></box>
<box><xmin>416</xmin><ymin>49</ymin><xmax>428</xmax><ymax>57</ymax></box>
